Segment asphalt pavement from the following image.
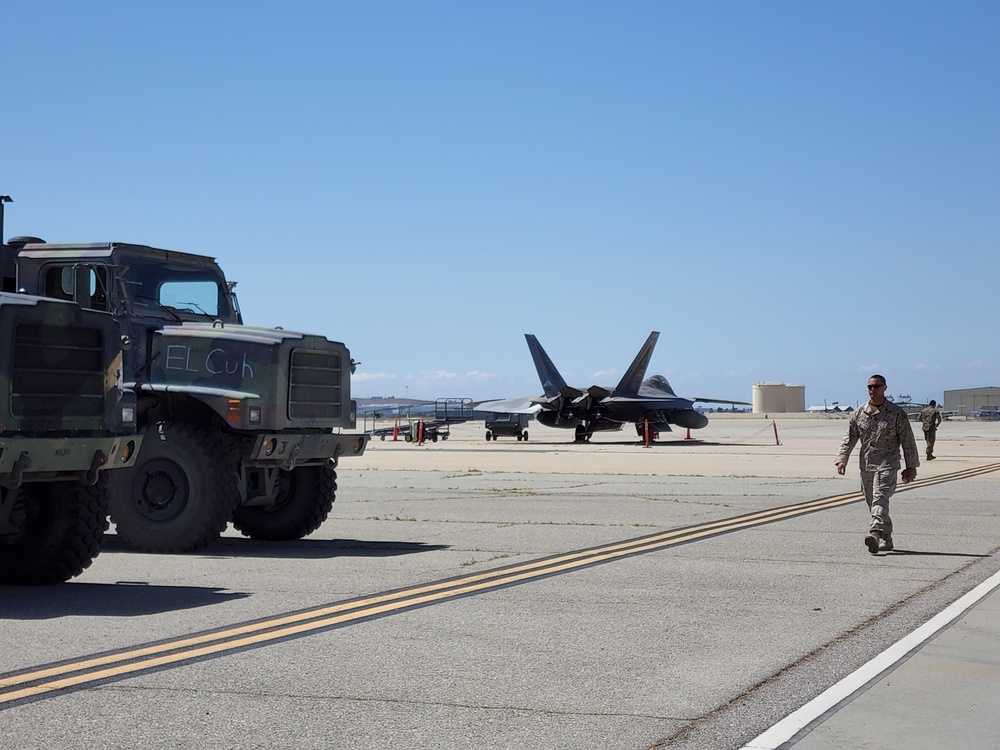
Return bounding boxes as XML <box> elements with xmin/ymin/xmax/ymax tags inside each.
<box><xmin>4</xmin><ymin>416</ymin><xmax>1000</xmax><ymax>750</ymax></box>
<box><xmin>746</xmin><ymin>567</ymin><xmax>1000</xmax><ymax>750</ymax></box>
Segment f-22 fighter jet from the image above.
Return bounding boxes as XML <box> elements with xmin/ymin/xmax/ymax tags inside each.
<box><xmin>481</xmin><ymin>332</ymin><xmax>749</xmax><ymax>442</ymax></box>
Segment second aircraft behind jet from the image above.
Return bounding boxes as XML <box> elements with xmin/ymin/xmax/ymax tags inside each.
<box><xmin>480</xmin><ymin>332</ymin><xmax>749</xmax><ymax>442</ymax></box>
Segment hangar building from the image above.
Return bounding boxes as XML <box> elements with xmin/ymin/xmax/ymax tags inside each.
<box><xmin>944</xmin><ymin>387</ymin><xmax>1000</xmax><ymax>417</ymax></box>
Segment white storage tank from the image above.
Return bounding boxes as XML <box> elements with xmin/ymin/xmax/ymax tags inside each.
<box><xmin>784</xmin><ymin>384</ymin><xmax>806</xmax><ymax>412</ymax></box>
<box><xmin>752</xmin><ymin>383</ymin><xmax>805</xmax><ymax>413</ymax></box>
<box><xmin>753</xmin><ymin>383</ymin><xmax>787</xmax><ymax>413</ymax></box>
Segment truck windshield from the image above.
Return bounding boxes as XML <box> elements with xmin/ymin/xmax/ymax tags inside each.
<box><xmin>121</xmin><ymin>257</ymin><xmax>235</xmax><ymax>319</ymax></box>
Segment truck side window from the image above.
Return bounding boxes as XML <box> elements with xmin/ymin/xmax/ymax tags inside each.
<box><xmin>43</xmin><ymin>265</ymin><xmax>110</xmax><ymax>310</ymax></box>
<box><xmin>44</xmin><ymin>267</ymin><xmax>75</xmax><ymax>301</ymax></box>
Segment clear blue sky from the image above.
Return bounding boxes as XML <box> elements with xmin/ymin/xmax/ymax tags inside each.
<box><xmin>4</xmin><ymin>2</ymin><xmax>997</xmax><ymax>408</ymax></box>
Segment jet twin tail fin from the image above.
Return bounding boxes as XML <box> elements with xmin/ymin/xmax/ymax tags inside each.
<box><xmin>525</xmin><ymin>334</ymin><xmax>575</xmax><ymax>399</ymax></box>
<box><xmin>611</xmin><ymin>332</ymin><xmax>660</xmax><ymax>398</ymax></box>
<box><xmin>526</xmin><ymin>331</ymin><xmax>660</xmax><ymax>401</ymax></box>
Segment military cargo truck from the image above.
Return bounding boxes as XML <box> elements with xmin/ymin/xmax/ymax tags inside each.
<box><xmin>0</xmin><ymin>290</ymin><xmax>142</xmax><ymax>585</ymax></box>
<box><xmin>6</xmin><ymin>235</ymin><xmax>367</xmax><ymax>554</ymax></box>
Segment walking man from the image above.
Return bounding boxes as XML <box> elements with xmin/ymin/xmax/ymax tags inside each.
<box><xmin>835</xmin><ymin>375</ymin><xmax>920</xmax><ymax>554</ymax></box>
<box><xmin>919</xmin><ymin>399</ymin><xmax>942</xmax><ymax>460</ymax></box>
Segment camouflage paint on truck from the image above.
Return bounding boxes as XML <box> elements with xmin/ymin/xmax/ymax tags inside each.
<box><xmin>145</xmin><ymin>322</ymin><xmax>364</xmax><ymax>463</ymax></box>
<box><xmin>10</xmin><ymin>239</ymin><xmax>367</xmax><ymax>553</ymax></box>
<box><xmin>0</xmin><ymin>291</ymin><xmax>141</xmax><ymax>585</ymax></box>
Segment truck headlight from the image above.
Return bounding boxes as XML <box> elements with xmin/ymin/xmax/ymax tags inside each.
<box><xmin>122</xmin><ymin>406</ymin><xmax>136</xmax><ymax>424</ymax></box>
<box><xmin>120</xmin><ymin>440</ymin><xmax>137</xmax><ymax>464</ymax></box>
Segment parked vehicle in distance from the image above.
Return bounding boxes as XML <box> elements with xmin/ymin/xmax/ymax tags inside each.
<box><xmin>485</xmin><ymin>412</ymin><xmax>530</xmax><ymax>442</ymax></box>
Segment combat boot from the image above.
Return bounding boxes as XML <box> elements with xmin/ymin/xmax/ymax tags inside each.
<box><xmin>879</xmin><ymin>532</ymin><xmax>894</xmax><ymax>552</ymax></box>
<box><xmin>864</xmin><ymin>530</ymin><xmax>881</xmax><ymax>555</ymax></box>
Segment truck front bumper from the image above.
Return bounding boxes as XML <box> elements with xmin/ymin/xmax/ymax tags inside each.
<box><xmin>0</xmin><ymin>435</ymin><xmax>143</xmax><ymax>487</ymax></box>
<box><xmin>245</xmin><ymin>432</ymin><xmax>369</xmax><ymax>470</ymax></box>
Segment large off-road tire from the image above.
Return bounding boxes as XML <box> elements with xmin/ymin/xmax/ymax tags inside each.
<box><xmin>231</xmin><ymin>466</ymin><xmax>337</xmax><ymax>541</ymax></box>
<box><xmin>108</xmin><ymin>422</ymin><xmax>238</xmax><ymax>553</ymax></box>
<box><xmin>0</xmin><ymin>480</ymin><xmax>109</xmax><ymax>586</ymax></box>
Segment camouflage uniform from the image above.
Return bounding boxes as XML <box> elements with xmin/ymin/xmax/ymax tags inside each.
<box><xmin>919</xmin><ymin>404</ymin><xmax>942</xmax><ymax>459</ymax></box>
<box><xmin>836</xmin><ymin>399</ymin><xmax>920</xmax><ymax>536</ymax></box>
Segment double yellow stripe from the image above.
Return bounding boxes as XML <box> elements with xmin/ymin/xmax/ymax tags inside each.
<box><xmin>3</xmin><ymin>462</ymin><xmax>998</xmax><ymax>707</ymax></box>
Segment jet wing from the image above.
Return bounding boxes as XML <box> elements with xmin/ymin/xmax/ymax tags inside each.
<box><xmin>687</xmin><ymin>397</ymin><xmax>752</xmax><ymax>405</ymax></box>
<box><xmin>473</xmin><ymin>397</ymin><xmax>543</xmax><ymax>415</ymax></box>
<box><xmin>601</xmin><ymin>396</ymin><xmax>685</xmax><ymax>407</ymax></box>
<box><xmin>600</xmin><ymin>394</ymin><xmax>751</xmax><ymax>410</ymax></box>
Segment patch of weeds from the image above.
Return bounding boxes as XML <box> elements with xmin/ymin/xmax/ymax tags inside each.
<box><xmin>458</xmin><ymin>551</ymin><xmax>514</xmax><ymax>567</ymax></box>
<box><xmin>364</xmin><ymin>515</ymin><xmax>422</xmax><ymax>522</ymax></box>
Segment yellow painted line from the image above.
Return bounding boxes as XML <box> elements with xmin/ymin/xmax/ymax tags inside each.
<box><xmin>3</xmin><ymin>462</ymin><xmax>998</xmax><ymax>706</ymax></box>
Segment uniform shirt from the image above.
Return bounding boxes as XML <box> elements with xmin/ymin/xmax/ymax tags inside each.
<box><xmin>919</xmin><ymin>405</ymin><xmax>942</xmax><ymax>431</ymax></box>
<box><xmin>837</xmin><ymin>399</ymin><xmax>920</xmax><ymax>472</ymax></box>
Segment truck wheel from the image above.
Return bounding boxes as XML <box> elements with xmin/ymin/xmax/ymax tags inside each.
<box><xmin>231</xmin><ymin>466</ymin><xmax>337</xmax><ymax>541</ymax></box>
<box><xmin>0</xmin><ymin>480</ymin><xmax>109</xmax><ymax>586</ymax></box>
<box><xmin>108</xmin><ymin>423</ymin><xmax>237</xmax><ymax>553</ymax></box>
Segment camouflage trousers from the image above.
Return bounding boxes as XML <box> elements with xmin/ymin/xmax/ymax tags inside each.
<box><xmin>923</xmin><ymin>427</ymin><xmax>937</xmax><ymax>457</ymax></box>
<box><xmin>860</xmin><ymin>468</ymin><xmax>897</xmax><ymax>534</ymax></box>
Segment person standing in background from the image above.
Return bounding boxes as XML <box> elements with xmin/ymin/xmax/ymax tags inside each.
<box><xmin>919</xmin><ymin>399</ymin><xmax>942</xmax><ymax>460</ymax></box>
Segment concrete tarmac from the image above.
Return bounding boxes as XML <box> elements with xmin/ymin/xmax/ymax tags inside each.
<box><xmin>333</xmin><ymin>415</ymin><xmax>1000</xmax><ymax>750</ymax></box>
<box><xmin>3</xmin><ymin>414</ymin><xmax>1000</xmax><ymax>749</ymax></box>
<box><xmin>771</xmin><ymin>571</ymin><xmax>1000</xmax><ymax>749</ymax></box>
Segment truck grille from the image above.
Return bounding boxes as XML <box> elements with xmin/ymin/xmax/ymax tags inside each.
<box><xmin>11</xmin><ymin>322</ymin><xmax>105</xmax><ymax>417</ymax></box>
<box><xmin>288</xmin><ymin>349</ymin><xmax>342</xmax><ymax>420</ymax></box>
